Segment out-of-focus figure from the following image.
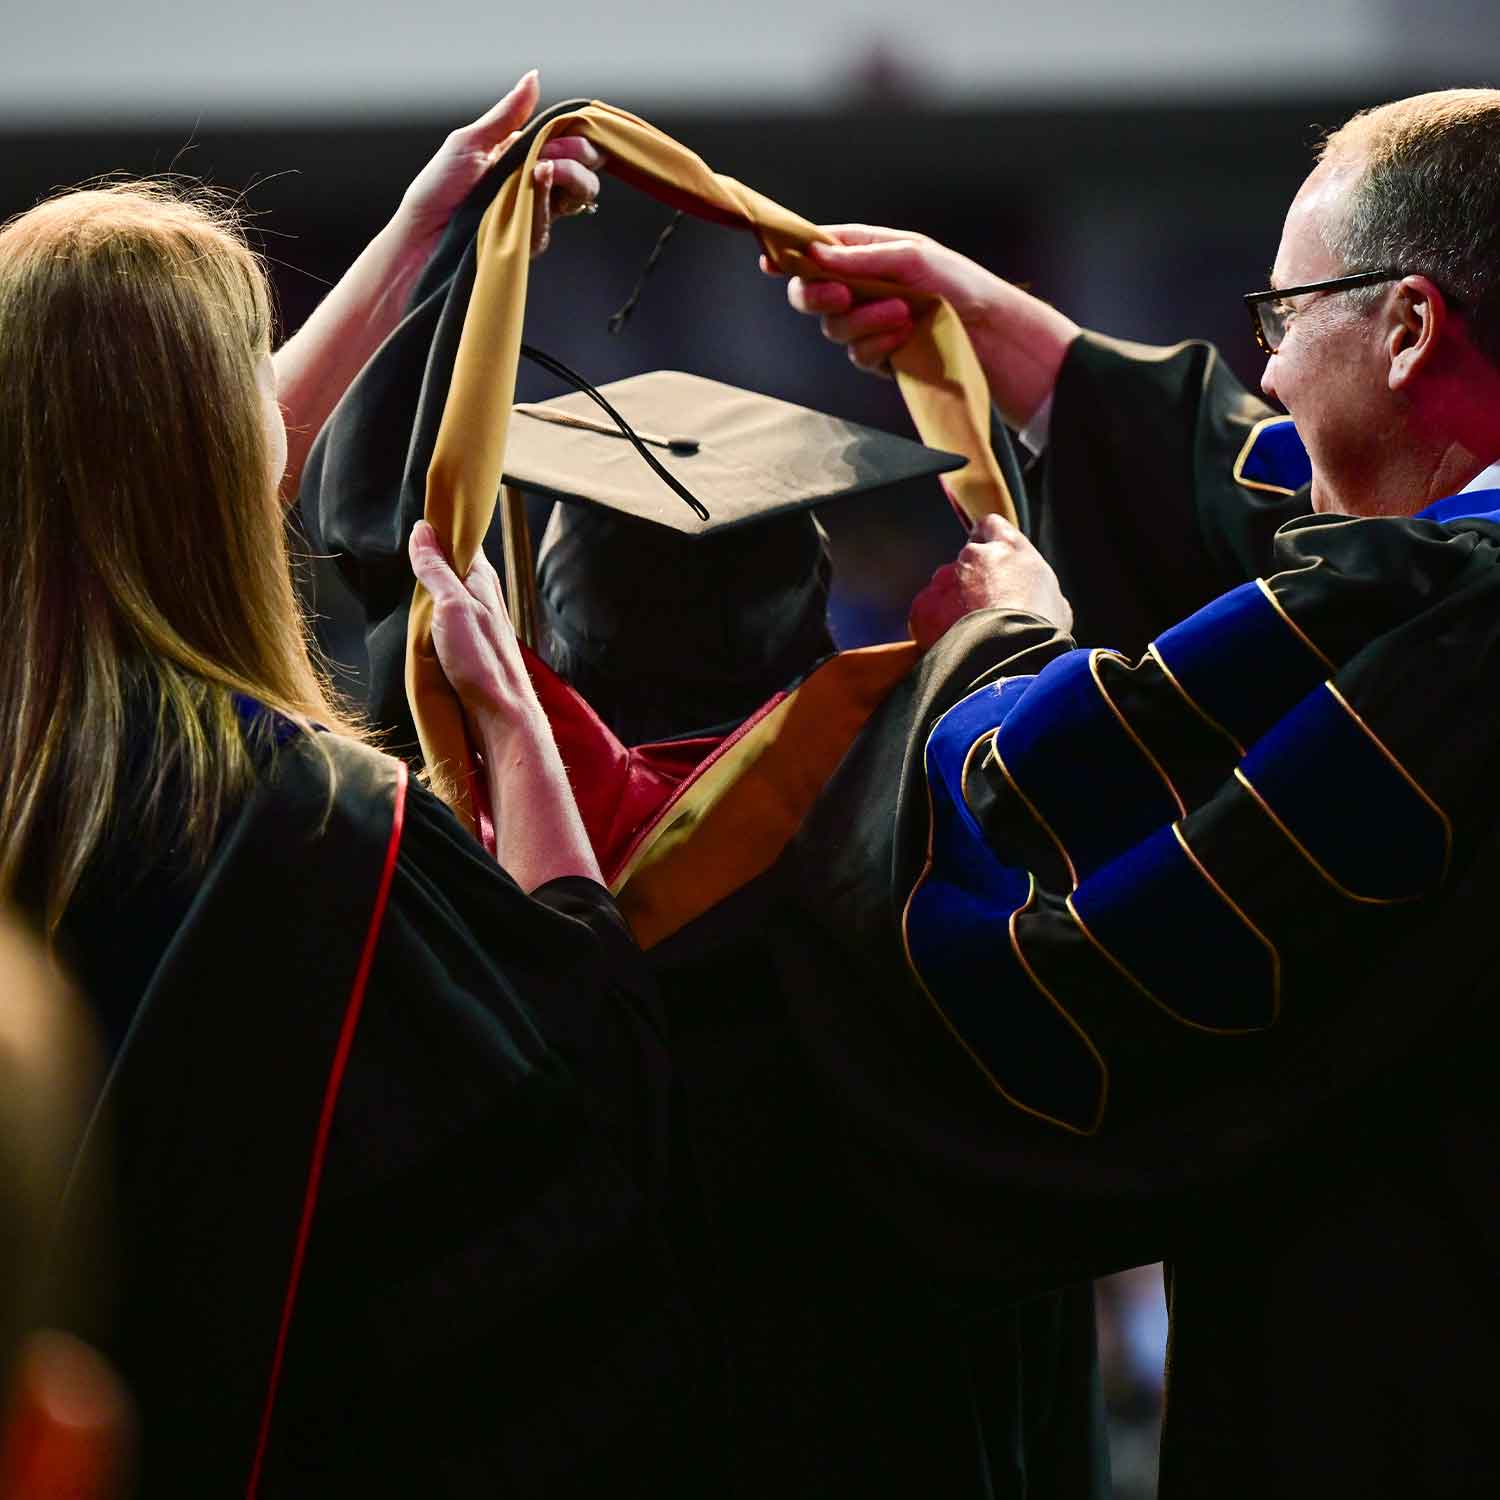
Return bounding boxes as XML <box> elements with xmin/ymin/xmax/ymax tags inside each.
<box><xmin>0</xmin><ymin>915</ymin><xmax>132</xmax><ymax>1499</ymax></box>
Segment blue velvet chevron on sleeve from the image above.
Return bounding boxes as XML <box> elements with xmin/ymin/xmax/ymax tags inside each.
<box><xmin>904</xmin><ymin>498</ymin><xmax>1500</xmax><ymax>1134</ymax></box>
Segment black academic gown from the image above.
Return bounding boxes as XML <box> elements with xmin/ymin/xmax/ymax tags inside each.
<box><xmin>647</xmin><ymin>672</ymin><xmax>1108</xmax><ymax>1500</ymax></box>
<box><xmin>1039</xmin><ymin>333</ymin><xmax>1500</xmax><ymax>1500</ymax></box>
<box><xmin>1032</xmin><ymin>332</ymin><xmax>1311</xmax><ymax>654</ymax></box>
<box><xmin>770</xmin><ymin>329</ymin><xmax>1498</xmax><ymax>1500</ymax></box>
<box><xmin>293</xmin><ymin>110</ymin><xmax>1110</xmax><ymax>1495</ymax></box>
<box><xmin>54</xmin><ymin>726</ymin><xmax>720</xmax><ymax>1497</ymax></box>
<box><xmin>302</xmin><ymin>558</ymin><xmax>1110</xmax><ymax>1498</ymax></box>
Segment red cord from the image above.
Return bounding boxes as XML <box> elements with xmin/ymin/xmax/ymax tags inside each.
<box><xmin>245</xmin><ymin>760</ymin><xmax>408</xmax><ymax>1497</ymax></box>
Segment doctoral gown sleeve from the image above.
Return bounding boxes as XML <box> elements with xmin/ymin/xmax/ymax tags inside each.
<box><xmin>1031</xmin><ymin>332</ymin><xmax>1313</xmax><ymax>654</ymax></box>
<box><xmin>775</xmin><ymin>507</ymin><xmax>1500</xmax><ymax>1297</ymax></box>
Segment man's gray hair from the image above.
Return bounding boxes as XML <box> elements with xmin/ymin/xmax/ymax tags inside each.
<box><xmin>1319</xmin><ymin>88</ymin><xmax>1500</xmax><ymax>366</ymax></box>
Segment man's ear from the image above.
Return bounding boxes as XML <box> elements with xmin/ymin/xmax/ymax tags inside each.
<box><xmin>1387</xmin><ymin>275</ymin><xmax>1448</xmax><ymax>392</ymax></box>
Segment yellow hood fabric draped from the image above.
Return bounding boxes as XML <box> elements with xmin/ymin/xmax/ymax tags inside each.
<box><xmin>409</xmin><ymin>100</ymin><xmax>1012</xmax><ymax>909</ymax></box>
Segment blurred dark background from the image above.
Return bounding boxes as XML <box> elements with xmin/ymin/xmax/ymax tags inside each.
<box><xmin>2</xmin><ymin>84</ymin><xmax>1473</xmax><ymax>659</ymax></box>
<box><xmin>6</xmin><ymin>10</ymin><xmax>1498</xmax><ymax>1488</ymax></box>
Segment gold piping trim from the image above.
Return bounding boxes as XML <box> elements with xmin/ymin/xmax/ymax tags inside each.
<box><xmin>1145</xmin><ymin>642</ymin><xmax>1246</xmax><ymax>757</ymax></box>
<box><xmin>1329</xmin><ymin>682</ymin><xmax>1451</xmax><ymax>876</ymax></box>
<box><xmin>1065</xmin><ymin>889</ymin><xmax>1270</xmax><ymax>1037</ymax></box>
<box><xmin>1265</xmin><ymin>516</ymin><xmax>1373</xmax><ymax>592</ymax></box>
<box><xmin>1169</xmin><ymin>823</ymin><xmax>1282</xmax><ymax>1022</ymax></box>
<box><xmin>1263</xmin><ymin>550</ymin><xmax>1324</xmax><ymax>598</ymax></box>
<box><xmin>1089</xmin><ymin>650</ymin><xmax>1188</xmax><ymax>819</ymax></box>
<box><xmin>1232</xmin><ymin>767</ymin><xmax>1413</xmax><ymax>906</ymax></box>
<box><xmin>899</xmin><ymin>750</ymin><xmax>1106</xmax><ymax>1136</ymax></box>
<box><xmin>1268</xmin><ymin>513</ymin><xmax>1365</xmax><ymax>550</ymax></box>
<box><xmin>987</xmin><ymin>742</ymin><xmax>1080</xmax><ymax>890</ymax></box>
<box><xmin>1232</xmin><ymin>415</ymin><xmax>1302</xmax><ymax>497</ymax></box>
<box><xmin>1231</xmin><ymin>682</ymin><xmax>1451</xmax><ymax>900</ymax></box>
<box><xmin>1254</xmin><ymin>577</ymin><xmax>1337</xmax><ymax>673</ymax></box>
<box><xmin>959</xmin><ymin>728</ymin><xmax>998</xmax><ymax>812</ymax></box>
<box><xmin>1007</xmin><ymin>884</ymin><xmax>1109</xmax><ymax>1134</ymax></box>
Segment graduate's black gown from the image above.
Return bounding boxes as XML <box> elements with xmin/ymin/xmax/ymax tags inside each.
<box><xmin>54</xmin><ymin>725</ymin><xmax>721</xmax><ymax>1497</ymax></box>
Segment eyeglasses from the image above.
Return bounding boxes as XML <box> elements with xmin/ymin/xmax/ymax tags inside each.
<box><xmin>1243</xmin><ymin>269</ymin><xmax>1404</xmax><ymax>355</ymax></box>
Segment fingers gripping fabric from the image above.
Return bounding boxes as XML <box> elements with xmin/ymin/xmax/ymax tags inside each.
<box><xmin>409</xmin><ymin>100</ymin><xmax>1014</xmax><ymax>828</ymax></box>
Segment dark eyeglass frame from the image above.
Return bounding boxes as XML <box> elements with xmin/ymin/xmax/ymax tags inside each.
<box><xmin>1243</xmin><ymin>268</ymin><xmax>1404</xmax><ymax>355</ymax></box>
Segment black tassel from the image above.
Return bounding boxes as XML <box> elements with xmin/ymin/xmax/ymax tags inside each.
<box><xmin>607</xmin><ymin>211</ymin><xmax>685</xmax><ymax>335</ymax></box>
<box><xmin>518</xmin><ymin>341</ymin><xmax>711</xmax><ymax>522</ymax></box>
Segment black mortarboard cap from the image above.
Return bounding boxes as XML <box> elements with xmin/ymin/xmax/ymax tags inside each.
<box><xmin>501</xmin><ymin>368</ymin><xmax>967</xmax><ymax>535</ymax></box>
<box><xmin>507</xmin><ymin>369</ymin><xmax>962</xmax><ymax>741</ymax></box>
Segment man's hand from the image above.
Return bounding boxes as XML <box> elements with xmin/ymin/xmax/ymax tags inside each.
<box><xmin>769</xmin><ymin>225</ymin><xmax>998</xmax><ymax>373</ymax></box>
<box><xmin>395</xmin><ymin>70</ymin><xmax>605</xmax><ymax>260</ymax></box>
<box><xmin>908</xmin><ymin>514</ymin><xmax>1073</xmax><ymax>650</ymax></box>
<box><xmin>762</xmin><ymin>224</ymin><xmax>1080</xmax><ymax>431</ymax></box>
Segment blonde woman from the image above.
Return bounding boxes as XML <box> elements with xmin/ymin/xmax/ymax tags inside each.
<box><xmin>0</xmin><ymin>80</ymin><xmax>717</xmax><ymax>1497</ymax></box>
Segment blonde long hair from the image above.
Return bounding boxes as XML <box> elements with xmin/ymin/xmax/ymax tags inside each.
<box><xmin>0</xmin><ymin>182</ymin><xmax>359</xmax><ymax>932</ymax></box>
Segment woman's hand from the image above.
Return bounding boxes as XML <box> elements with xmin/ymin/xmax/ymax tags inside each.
<box><xmin>394</xmin><ymin>70</ymin><xmax>605</xmax><ymax>260</ymax></box>
<box><xmin>272</xmin><ymin>71</ymin><xmax>603</xmax><ymax>501</ymax></box>
<box><xmin>408</xmin><ymin>521</ymin><xmax>538</xmax><ymax>737</ymax></box>
<box><xmin>408</xmin><ymin>521</ymin><xmax>602</xmax><ymax>887</ymax></box>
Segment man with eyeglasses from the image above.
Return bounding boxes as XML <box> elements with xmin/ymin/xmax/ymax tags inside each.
<box><xmin>767</xmin><ymin>89</ymin><xmax>1500</xmax><ymax>1497</ymax></box>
